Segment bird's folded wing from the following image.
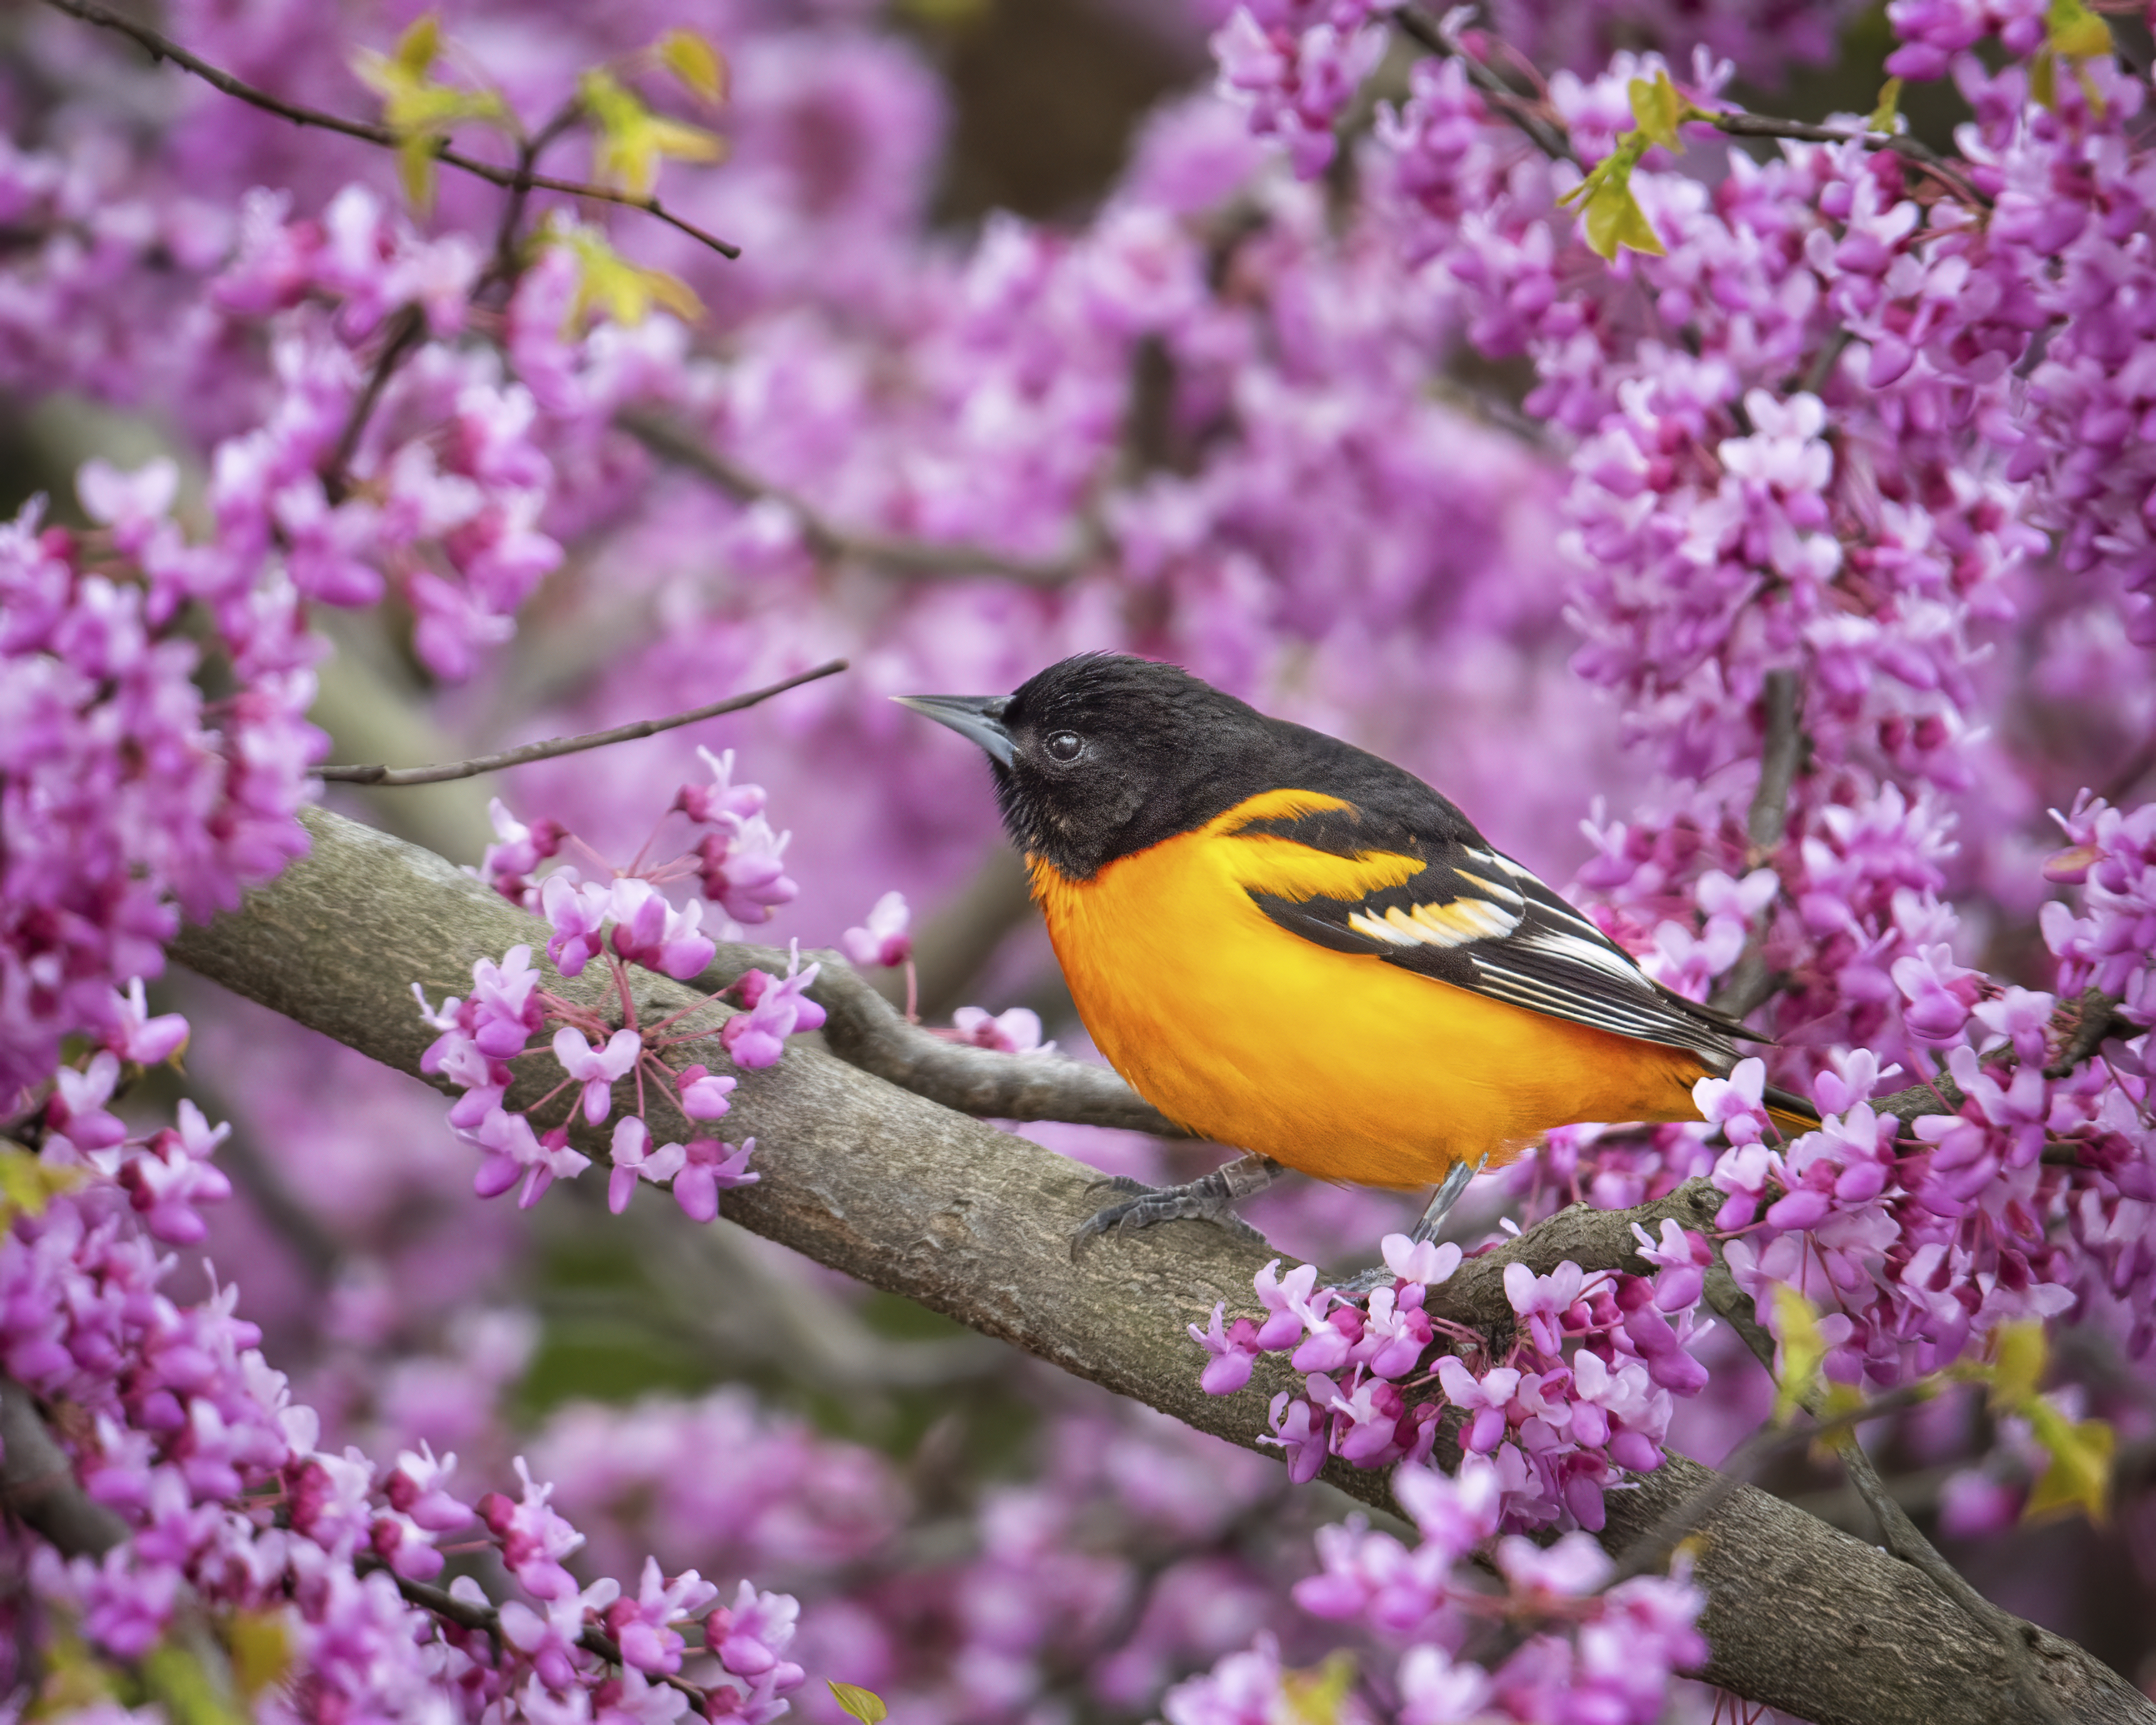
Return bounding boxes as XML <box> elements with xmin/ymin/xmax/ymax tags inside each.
<box><xmin>1241</xmin><ymin>817</ymin><xmax>1743</xmax><ymax>1069</ymax></box>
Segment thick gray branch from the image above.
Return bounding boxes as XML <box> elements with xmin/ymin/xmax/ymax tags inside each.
<box><xmin>165</xmin><ymin>808</ymin><xmax>2152</xmax><ymax>1725</ymax></box>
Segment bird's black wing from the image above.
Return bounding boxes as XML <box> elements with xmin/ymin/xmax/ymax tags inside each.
<box><xmin>1234</xmin><ymin>775</ymin><xmax>1746</xmax><ymax>1070</ymax></box>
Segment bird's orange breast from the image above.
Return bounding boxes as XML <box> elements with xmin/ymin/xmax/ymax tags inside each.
<box><xmin>1029</xmin><ymin>790</ymin><xmax>1708</xmax><ymax>1189</ymax></box>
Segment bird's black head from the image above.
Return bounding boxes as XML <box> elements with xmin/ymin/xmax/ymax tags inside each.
<box><xmin>899</xmin><ymin>655</ymin><xmax>1288</xmax><ymax>878</ymax></box>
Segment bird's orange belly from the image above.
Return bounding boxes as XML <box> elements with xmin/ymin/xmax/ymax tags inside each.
<box><xmin>1032</xmin><ymin>832</ymin><xmax>1707</xmax><ymax>1189</ymax></box>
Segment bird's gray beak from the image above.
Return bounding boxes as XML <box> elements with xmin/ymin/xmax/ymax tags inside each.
<box><xmin>894</xmin><ymin>694</ymin><xmax>1015</xmax><ymax>767</ymax></box>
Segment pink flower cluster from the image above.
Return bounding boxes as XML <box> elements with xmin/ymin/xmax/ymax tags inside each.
<box><xmin>420</xmin><ymin>761</ymin><xmax>829</xmax><ymax>1215</ymax></box>
<box><xmin>1163</xmin><ymin>1455</ymin><xmax>1705</xmax><ymax>1725</ymax></box>
<box><xmin>3</xmin><ymin>1017</ymin><xmax>805</xmax><ymax>1724</ymax></box>
<box><xmin>1194</xmin><ymin>1228</ymin><xmax>1710</xmax><ymax>1533</ymax></box>
<box><xmin>0</xmin><ymin>489</ymin><xmax>321</xmax><ymax>1098</ymax></box>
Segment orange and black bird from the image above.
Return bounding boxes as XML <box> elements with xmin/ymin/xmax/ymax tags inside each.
<box><xmin>899</xmin><ymin>654</ymin><xmax>1812</xmax><ymax>1249</ymax></box>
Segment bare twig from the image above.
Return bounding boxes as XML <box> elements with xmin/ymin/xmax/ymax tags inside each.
<box><xmin>323</xmin><ymin>303</ymin><xmax>427</xmax><ymax>504</ymax></box>
<box><xmin>1392</xmin><ymin>7</ymin><xmax>1577</xmax><ymax>163</ymax></box>
<box><xmin>37</xmin><ymin>0</ymin><xmax>741</xmax><ymax>259</ymax></box>
<box><xmin>1607</xmin><ymin>1379</ymin><xmax>1937</xmax><ymax>1585</ymax></box>
<box><xmin>766</xmin><ymin>947</ymin><xmax>1190</xmax><ymax>1138</ymax></box>
<box><xmin>316</xmin><ymin>660</ymin><xmax>847</xmax><ymax>785</ymax></box>
<box><xmin>620</xmin><ymin>409</ymin><xmax>1092</xmax><ymax>585</ymax></box>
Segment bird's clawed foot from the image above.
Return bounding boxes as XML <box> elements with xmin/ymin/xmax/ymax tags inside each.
<box><xmin>1069</xmin><ymin>1153</ymin><xmax>1282</xmax><ymax>1259</ymax></box>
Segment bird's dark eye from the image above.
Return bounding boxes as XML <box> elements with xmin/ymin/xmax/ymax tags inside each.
<box><xmin>1045</xmin><ymin>730</ymin><xmax>1083</xmax><ymax>762</ymax></box>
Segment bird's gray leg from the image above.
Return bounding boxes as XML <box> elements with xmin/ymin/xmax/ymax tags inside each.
<box><xmin>1069</xmin><ymin>1153</ymin><xmax>1283</xmax><ymax>1258</ymax></box>
<box><xmin>1409</xmin><ymin>1155</ymin><xmax>1484</xmax><ymax>1243</ymax></box>
<box><xmin>1333</xmin><ymin>1155</ymin><xmax>1487</xmax><ymax>1296</ymax></box>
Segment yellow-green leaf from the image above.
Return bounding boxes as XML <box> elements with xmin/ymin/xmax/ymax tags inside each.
<box><xmin>2024</xmin><ymin>1401</ymin><xmax>2114</xmax><ymax>1525</ymax></box>
<box><xmin>139</xmin><ymin>1640</ymin><xmax>248</xmax><ymax>1725</ymax></box>
<box><xmin>659</xmin><ymin>28</ymin><xmax>728</xmax><ymax>104</ymax></box>
<box><xmin>226</xmin><ymin>1609</ymin><xmax>291</xmax><ymax>1702</ymax></box>
<box><xmin>0</xmin><ymin>1145</ymin><xmax>84</xmax><ymax>1222</ymax></box>
<box><xmin>1280</xmin><ymin>1652</ymin><xmax>1357</xmax><ymax>1725</ymax></box>
<box><xmin>2030</xmin><ymin>48</ymin><xmax>2058</xmax><ymax>110</ymax></box>
<box><xmin>1627</xmin><ymin>69</ymin><xmax>1686</xmax><ymax>151</ymax></box>
<box><xmin>394</xmin><ymin>13</ymin><xmax>441</xmax><ymax>76</ymax></box>
<box><xmin>1990</xmin><ymin>1319</ymin><xmax>2048</xmax><ymax>1411</ymax></box>
<box><xmin>2047</xmin><ymin>0</ymin><xmax>2114</xmax><ymax>61</ymax></box>
<box><xmin>28</xmin><ymin>1623</ymin><xmax>120</xmax><ymax>1717</ymax></box>
<box><xmin>579</xmin><ymin>69</ymin><xmax>726</xmax><ymax>199</ymax></box>
<box><xmin>396</xmin><ymin>133</ymin><xmax>438</xmax><ymax>213</ymax></box>
<box><xmin>547</xmin><ymin>219</ymin><xmax>704</xmax><ymax>330</ymax></box>
<box><xmin>1867</xmin><ymin>76</ymin><xmax>1903</xmax><ymax>134</ymax></box>
<box><xmin>827</xmin><ymin>1683</ymin><xmax>887</xmax><ymax>1725</ymax></box>
<box><xmin>1582</xmin><ymin>178</ymin><xmax>1664</xmax><ymax>261</ymax></box>
<box><xmin>1770</xmin><ymin>1283</ymin><xmax>1826</xmax><ymax>1424</ymax></box>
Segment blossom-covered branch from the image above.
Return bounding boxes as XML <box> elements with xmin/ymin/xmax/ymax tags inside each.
<box><xmin>620</xmin><ymin>409</ymin><xmax>1092</xmax><ymax>585</ymax></box>
<box><xmin>164</xmin><ymin>805</ymin><xmax>2153</xmax><ymax>1725</ymax></box>
<box><xmin>318</xmin><ymin>660</ymin><xmax>848</xmax><ymax>786</ymax></box>
<box><xmin>36</xmin><ymin>0</ymin><xmax>742</xmax><ymax>257</ymax></box>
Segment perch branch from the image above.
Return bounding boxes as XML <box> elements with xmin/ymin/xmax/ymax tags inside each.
<box><xmin>619</xmin><ymin>409</ymin><xmax>1092</xmax><ymax>585</ymax></box>
<box><xmin>163</xmin><ymin>807</ymin><xmax>2152</xmax><ymax>1725</ymax></box>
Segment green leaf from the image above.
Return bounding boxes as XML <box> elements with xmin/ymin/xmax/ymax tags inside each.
<box><xmin>1280</xmin><ymin>1652</ymin><xmax>1357</xmax><ymax>1725</ymax></box>
<box><xmin>1582</xmin><ymin>180</ymin><xmax>1664</xmax><ymax>261</ymax></box>
<box><xmin>0</xmin><ymin>1144</ymin><xmax>84</xmax><ymax>1222</ymax></box>
<box><xmin>579</xmin><ymin>69</ymin><xmax>727</xmax><ymax>199</ymax></box>
<box><xmin>28</xmin><ymin>1623</ymin><xmax>121</xmax><ymax>1716</ymax></box>
<box><xmin>226</xmin><ymin>1608</ymin><xmax>291</xmax><ymax>1701</ymax></box>
<box><xmin>139</xmin><ymin>1640</ymin><xmax>248</xmax><ymax>1725</ymax></box>
<box><xmin>1989</xmin><ymin>1319</ymin><xmax>2048</xmax><ymax>1410</ymax></box>
<box><xmin>827</xmin><ymin>1683</ymin><xmax>887</xmax><ymax>1725</ymax></box>
<box><xmin>352</xmin><ymin>19</ymin><xmax>509</xmax><ymax>214</ymax></box>
<box><xmin>544</xmin><ymin>218</ymin><xmax>704</xmax><ymax>329</ymax></box>
<box><xmin>2047</xmin><ymin>0</ymin><xmax>2114</xmax><ymax>61</ymax></box>
<box><xmin>659</xmin><ymin>29</ymin><xmax>728</xmax><ymax>104</ymax></box>
<box><xmin>1867</xmin><ymin>76</ymin><xmax>1903</xmax><ymax>134</ymax></box>
<box><xmin>1770</xmin><ymin>1283</ymin><xmax>1825</xmax><ymax>1424</ymax></box>
<box><xmin>1627</xmin><ymin>69</ymin><xmax>1686</xmax><ymax>151</ymax></box>
<box><xmin>393</xmin><ymin>13</ymin><xmax>441</xmax><ymax>76</ymax></box>
<box><xmin>2024</xmin><ymin>1401</ymin><xmax>2114</xmax><ymax>1525</ymax></box>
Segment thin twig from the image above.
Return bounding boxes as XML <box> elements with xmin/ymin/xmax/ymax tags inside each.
<box><xmin>361</xmin><ymin>1559</ymin><xmax>712</xmax><ymax>1716</ymax></box>
<box><xmin>619</xmin><ymin>409</ymin><xmax>1091</xmax><ymax>585</ymax></box>
<box><xmin>317</xmin><ymin>660</ymin><xmax>847</xmax><ymax>785</ymax></box>
<box><xmin>323</xmin><ymin>303</ymin><xmax>427</xmax><ymax>504</ymax></box>
<box><xmin>1392</xmin><ymin>6</ymin><xmax>1577</xmax><ymax>164</ymax></box>
<box><xmin>1710</xmin><ymin>667</ymin><xmax>1802</xmax><ymax>1020</ymax></box>
<box><xmin>1606</xmin><ymin>1379</ymin><xmax>1937</xmax><ymax>1585</ymax></box>
<box><xmin>38</xmin><ymin>0</ymin><xmax>740</xmax><ymax>259</ymax></box>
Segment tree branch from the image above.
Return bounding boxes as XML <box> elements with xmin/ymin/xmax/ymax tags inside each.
<box><xmin>1702</xmin><ymin>1265</ymin><xmax>2068</xmax><ymax>1724</ymax></box>
<box><xmin>164</xmin><ymin>808</ymin><xmax>2154</xmax><ymax>1725</ymax></box>
<box><xmin>619</xmin><ymin>409</ymin><xmax>1092</xmax><ymax>585</ymax></box>
<box><xmin>36</xmin><ymin>0</ymin><xmax>741</xmax><ymax>259</ymax></box>
<box><xmin>316</xmin><ymin>660</ymin><xmax>848</xmax><ymax>785</ymax></box>
<box><xmin>1710</xmin><ymin>666</ymin><xmax>1801</xmax><ymax>1020</ymax></box>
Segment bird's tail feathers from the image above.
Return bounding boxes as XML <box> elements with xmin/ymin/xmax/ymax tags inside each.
<box><xmin>1765</xmin><ymin>1083</ymin><xmax>1821</xmax><ymax>1137</ymax></box>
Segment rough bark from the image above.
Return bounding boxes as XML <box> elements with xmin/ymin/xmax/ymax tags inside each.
<box><xmin>166</xmin><ymin>807</ymin><xmax>2155</xmax><ymax>1725</ymax></box>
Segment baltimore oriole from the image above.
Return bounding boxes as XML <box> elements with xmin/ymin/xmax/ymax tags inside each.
<box><xmin>900</xmin><ymin>654</ymin><xmax>1815</xmax><ymax>1249</ymax></box>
